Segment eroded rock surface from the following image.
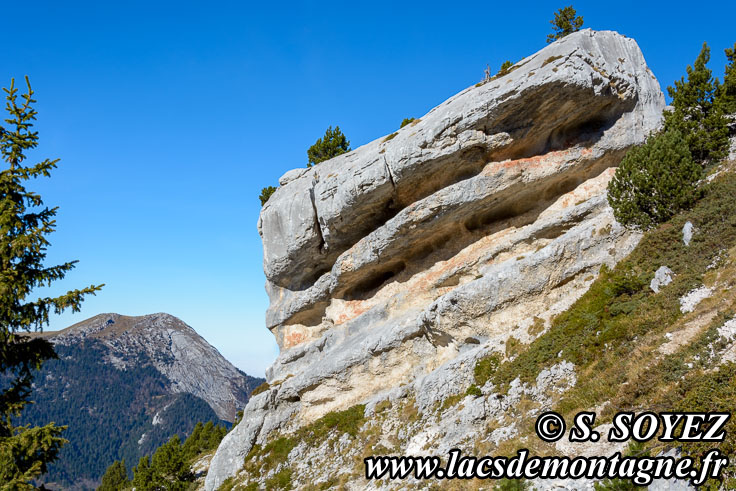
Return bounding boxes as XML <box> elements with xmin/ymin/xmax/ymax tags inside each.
<box><xmin>206</xmin><ymin>29</ymin><xmax>664</xmax><ymax>489</ymax></box>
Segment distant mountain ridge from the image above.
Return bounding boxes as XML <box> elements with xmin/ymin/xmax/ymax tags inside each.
<box><xmin>20</xmin><ymin>313</ymin><xmax>263</xmax><ymax>489</ymax></box>
<box><xmin>38</xmin><ymin>313</ymin><xmax>258</xmax><ymax>421</ymax></box>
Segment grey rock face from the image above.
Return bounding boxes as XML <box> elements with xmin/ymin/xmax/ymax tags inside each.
<box><xmin>259</xmin><ymin>28</ymin><xmax>663</xmax><ymax>293</ymax></box>
<box><xmin>651</xmin><ymin>266</ymin><xmax>675</xmax><ymax>293</ymax></box>
<box><xmin>206</xmin><ymin>29</ymin><xmax>665</xmax><ymax>489</ymax></box>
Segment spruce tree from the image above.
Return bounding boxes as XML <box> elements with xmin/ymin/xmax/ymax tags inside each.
<box><xmin>607</xmin><ymin>130</ymin><xmax>701</xmax><ymax>230</ymax></box>
<box><xmin>717</xmin><ymin>42</ymin><xmax>736</xmax><ymax>115</ymax></box>
<box><xmin>307</xmin><ymin>126</ymin><xmax>351</xmax><ymax>167</ymax></box>
<box><xmin>664</xmin><ymin>43</ymin><xmax>730</xmax><ymax>163</ymax></box>
<box><xmin>546</xmin><ymin>6</ymin><xmax>583</xmax><ymax>43</ymax></box>
<box><xmin>0</xmin><ymin>77</ymin><xmax>102</xmax><ymax>486</ymax></box>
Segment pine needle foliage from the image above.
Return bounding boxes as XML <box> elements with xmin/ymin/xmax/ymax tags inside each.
<box><xmin>131</xmin><ymin>436</ymin><xmax>193</xmax><ymax>490</ymax></box>
<box><xmin>98</xmin><ymin>459</ymin><xmax>129</xmax><ymax>490</ymax></box>
<box><xmin>664</xmin><ymin>43</ymin><xmax>730</xmax><ymax>163</ymax></box>
<box><xmin>497</xmin><ymin>60</ymin><xmax>514</xmax><ymax>76</ymax></box>
<box><xmin>607</xmin><ymin>130</ymin><xmax>701</xmax><ymax>230</ymax></box>
<box><xmin>546</xmin><ymin>6</ymin><xmax>583</xmax><ymax>44</ymax></box>
<box><xmin>259</xmin><ymin>185</ymin><xmax>276</xmax><ymax>206</ymax></box>
<box><xmin>306</xmin><ymin>126</ymin><xmax>350</xmax><ymax>167</ymax></box>
<box><xmin>103</xmin><ymin>419</ymin><xmax>228</xmax><ymax>489</ymax></box>
<box><xmin>717</xmin><ymin>42</ymin><xmax>736</xmax><ymax>115</ymax></box>
<box><xmin>0</xmin><ymin>77</ymin><xmax>103</xmax><ymax>486</ymax></box>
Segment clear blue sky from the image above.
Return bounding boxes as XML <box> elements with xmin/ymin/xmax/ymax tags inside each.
<box><xmin>3</xmin><ymin>1</ymin><xmax>734</xmax><ymax>376</ymax></box>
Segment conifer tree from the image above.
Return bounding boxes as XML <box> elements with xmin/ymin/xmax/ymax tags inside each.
<box><xmin>717</xmin><ymin>42</ymin><xmax>736</xmax><ymax>115</ymax></box>
<box><xmin>99</xmin><ymin>459</ymin><xmax>130</xmax><ymax>490</ymax></box>
<box><xmin>0</xmin><ymin>77</ymin><xmax>102</xmax><ymax>486</ymax></box>
<box><xmin>307</xmin><ymin>126</ymin><xmax>351</xmax><ymax>167</ymax></box>
<box><xmin>150</xmin><ymin>435</ymin><xmax>192</xmax><ymax>487</ymax></box>
<box><xmin>132</xmin><ymin>456</ymin><xmax>154</xmax><ymax>490</ymax></box>
<box><xmin>259</xmin><ymin>185</ymin><xmax>276</xmax><ymax>206</ymax></box>
<box><xmin>664</xmin><ymin>43</ymin><xmax>730</xmax><ymax>163</ymax></box>
<box><xmin>547</xmin><ymin>6</ymin><xmax>583</xmax><ymax>43</ymax></box>
<box><xmin>607</xmin><ymin>130</ymin><xmax>701</xmax><ymax>230</ymax></box>
<box><xmin>497</xmin><ymin>60</ymin><xmax>514</xmax><ymax>76</ymax></box>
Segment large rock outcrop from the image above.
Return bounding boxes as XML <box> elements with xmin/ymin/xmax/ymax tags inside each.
<box><xmin>206</xmin><ymin>29</ymin><xmax>665</xmax><ymax>489</ymax></box>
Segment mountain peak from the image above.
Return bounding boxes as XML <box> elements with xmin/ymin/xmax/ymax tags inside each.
<box><xmin>39</xmin><ymin>312</ymin><xmax>254</xmax><ymax>422</ymax></box>
<box><xmin>41</xmin><ymin>312</ymin><xmax>194</xmax><ymax>342</ymax></box>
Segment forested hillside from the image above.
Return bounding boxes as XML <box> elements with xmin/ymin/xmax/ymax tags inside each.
<box><xmin>16</xmin><ymin>340</ymin><xmax>223</xmax><ymax>487</ymax></box>
<box><xmin>12</xmin><ymin>313</ymin><xmax>264</xmax><ymax>489</ymax></box>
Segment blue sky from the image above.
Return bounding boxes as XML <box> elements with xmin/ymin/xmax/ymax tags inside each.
<box><xmin>3</xmin><ymin>1</ymin><xmax>735</xmax><ymax>376</ymax></box>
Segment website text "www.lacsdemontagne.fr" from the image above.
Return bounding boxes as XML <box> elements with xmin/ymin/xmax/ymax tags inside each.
<box><xmin>364</xmin><ymin>448</ymin><xmax>728</xmax><ymax>486</ymax></box>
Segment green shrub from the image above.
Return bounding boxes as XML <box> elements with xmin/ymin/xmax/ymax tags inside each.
<box><xmin>400</xmin><ymin>117</ymin><xmax>415</xmax><ymax>128</ymax></box>
<box><xmin>607</xmin><ymin>130</ymin><xmax>701</xmax><ymax>230</ymax></box>
<box><xmin>266</xmin><ymin>467</ymin><xmax>293</xmax><ymax>490</ymax></box>
<box><xmin>217</xmin><ymin>477</ymin><xmax>237</xmax><ymax>491</ymax></box>
<box><xmin>383</xmin><ymin>132</ymin><xmax>398</xmax><ymax>142</ymax></box>
<box><xmin>497</xmin><ymin>60</ymin><xmax>514</xmax><ymax>76</ymax></box>
<box><xmin>474</xmin><ymin>354</ymin><xmax>501</xmax><ymax>387</ymax></box>
<box><xmin>594</xmin><ymin>478</ymin><xmax>642</xmax><ymax>490</ymax></box>
<box><xmin>465</xmin><ymin>385</ymin><xmax>482</xmax><ymax>397</ymax></box>
<box><xmin>505</xmin><ymin>336</ymin><xmax>523</xmax><ymax>358</ymax></box>
<box><xmin>297</xmin><ymin>405</ymin><xmax>366</xmax><ymax>444</ymax></box>
<box><xmin>496</xmin><ymin>478</ymin><xmax>529</xmax><ymax>490</ymax></box>
<box><xmin>251</xmin><ymin>381</ymin><xmax>270</xmax><ymax>396</ymax></box>
<box><xmin>542</xmin><ymin>55</ymin><xmax>563</xmax><ymax>67</ymax></box>
<box><xmin>260</xmin><ymin>437</ymin><xmax>297</xmax><ymax>471</ymax></box>
<box><xmin>259</xmin><ymin>186</ymin><xmax>276</xmax><ymax>206</ymax></box>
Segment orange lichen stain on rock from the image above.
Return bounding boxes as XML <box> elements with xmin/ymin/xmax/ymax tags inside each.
<box><xmin>485</xmin><ymin>148</ymin><xmax>578</xmax><ymax>174</ymax></box>
<box><xmin>284</xmin><ymin>330</ymin><xmax>308</xmax><ymax>349</ymax></box>
<box><xmin>334</xmin><ymin>301</ymin><xmax>370</xmax><ymax>326</ymax></box>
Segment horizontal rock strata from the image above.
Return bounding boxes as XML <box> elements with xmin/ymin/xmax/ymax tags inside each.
<box><xmin>206</xmin><ymin>29</ymin><xmax>665</xmax><ymax>489</ymax></box>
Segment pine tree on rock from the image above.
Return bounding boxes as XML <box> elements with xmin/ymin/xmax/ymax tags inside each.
<box><xmin>0</xmin><ymin>77</ymin><xmax>102</xmax><ymax>486</ymax></box>
<box><xmin>607</xmin><ymin>130</ymin><xmax>702</xmax><ymax>230</ymax></box>
<box><xmin>307</xmin><ymin>126</ymin><xmax>351</xmax><ymax>167</ymax></box>
<box><xmin>547</xmin><ymin>6</ymin><xmax>583</xmax><ymax>43</ymax></box>
<box><xmin>664</xmin><ymin>43</ymin><xmax>730</xmax><ymax>163</ymax></box>
<box><xmin>259</xmin><ymin>185</ymin><xmax>276</xmax><ymax>206</ymax></box>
